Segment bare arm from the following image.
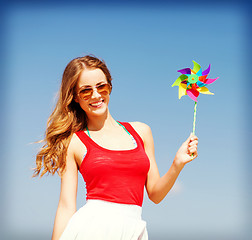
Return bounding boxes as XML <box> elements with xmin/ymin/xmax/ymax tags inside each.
<box><xmin>131</xmin><ymin>122</ymin><xmax>198</xmax><ymax>204</ymax></box>
<box><xmin>51</xmin><ymin>137</ymin><xmax>78</xmax><ymax>240</ymax></box>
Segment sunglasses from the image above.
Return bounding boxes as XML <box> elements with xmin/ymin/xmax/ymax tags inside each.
<box><xmin>78</xmin><ymin>83</ymin><xmax>111</xmax><ymax>100</ymax></box>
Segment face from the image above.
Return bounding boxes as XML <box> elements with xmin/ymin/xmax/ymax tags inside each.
<box><xmin>75</xmin><ymin>68</ymin><xmax>111</xmax><ymax>118</ymax></box>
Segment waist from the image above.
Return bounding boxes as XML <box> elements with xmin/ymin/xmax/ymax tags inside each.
<box><xmin>85</xmin><ymin>199</ymin><xmax>143</xmax><ymax>220</ymax></box>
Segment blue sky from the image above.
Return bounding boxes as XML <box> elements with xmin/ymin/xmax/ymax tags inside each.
<box><xmin>1</xmin><ymin>1</ymin><xmax>251</xmax><ymax>239</ymax></box>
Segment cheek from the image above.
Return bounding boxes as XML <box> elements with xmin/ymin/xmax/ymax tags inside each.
<box><xmin>78</xmin><ymin>101</ymin><xmax>89</xmax><ymax>111</ymax></box>
<box><xmin>106</xmin><ymin>94</ymin><xmax>110</xmax><ymax>103</ymax></box>
<box><xmin>75</xmin><ymin>98</ymin><xmax>89</xmax><ymax>112</ymax></box>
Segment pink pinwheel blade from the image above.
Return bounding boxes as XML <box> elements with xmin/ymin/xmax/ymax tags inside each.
<box><xmin>177</xmin><ymin>68</ymin><xmax>191</xmax><ymax>75</ymax></box>
<box><xmin>205</xmin><ymin>77</ymin><xmax>219</xmax><ymax>84</ymax></box>
<box><xmin>186</xmin><ymin>89</ymin><xmax>199</xmax><ymax>102</ymax></box>
<box><xmin>202</xmin><ymin>64</ymin><xmax>211</xmax><ymax>76</ymax></box>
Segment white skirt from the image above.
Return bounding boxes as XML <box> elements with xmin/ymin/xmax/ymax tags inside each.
<box><xmin>60</xmin><ymin>200</ymin><xmax>148</xmax><ymax>240</ymax></box>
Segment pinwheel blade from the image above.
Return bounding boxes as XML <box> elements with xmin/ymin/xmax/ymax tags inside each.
<box><xmin>172</xmin><ymin>75</ymin><xmax>188</xmax><ymax>87</ymax></box>
<box><xmin>192</xmin><ymin>61</ymin><xmax>201</xmax><ymax>73</ymax></box>
<box><xmin>177</xmin><ymin>68</ymin><xmax>191</xmax><ymax>75</ymax></box>
<box><xmin>196</xmin><ymin>69</ymin><xmax>202</xmax><ymax>76</ymax></box>
<box><xmin>204</xmin><ymin>77</ymin><xmax>219</xmax><ymax>85</ymax></box>
<box><xmin>202</xmin><ymin>64</ymin><xmax>211</xmax><ymax>76</ymax></box>
<box><xmin>198</xmin><ymin>86</ymin><xmax>214</xmax><ymax>95</ymax></box>
<box><xmin>197</xmin><ymin>81</ymin><xmax>207</xmax><ymax>87</ymax></box>
<box><xmin>198</xmin><ymin>75</ymin><xmax>207</xmax><ymax>83</ymax></box>
<box><xmin>179</xmin><ymin>83</ymin><xmax>187</xmax><ymax>99</ymax></box>
<box><xmin>186</xmin><ymin>89</ymin><xmax>199</xmax><ymax>102</ymax></box>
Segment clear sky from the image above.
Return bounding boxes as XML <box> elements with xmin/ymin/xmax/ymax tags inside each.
<box><xmin>1</xmin><ymin>1</ymin><xmax>251</xmax><ymax>239</ymax></box>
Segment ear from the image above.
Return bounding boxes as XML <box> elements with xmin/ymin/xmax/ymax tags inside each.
<box><xmin>73</xmin><ymin>93</ymin><xmax>79</xmax><ymax>103</ymax></box>
<box><xmin>74</xmin><ymin>97</ymin><xmax>79</xmax><ymax>103</ymax></box>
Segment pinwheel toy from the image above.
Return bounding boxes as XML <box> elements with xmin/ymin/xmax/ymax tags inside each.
<box><xmin>172</xmin><ymin>61</ymin><xmax>218</xmax><ymax>135</ymax></box>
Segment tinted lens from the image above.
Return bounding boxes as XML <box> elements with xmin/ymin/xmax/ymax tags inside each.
<box><xmin>97</xmin><ymin>84</ymin><xmax>111</xmax><ymax>95</ymax></box>
<box><xmin>79</xmin><ymin>88</ymin><xmax>93</xmax><ymax>100</ymax></box>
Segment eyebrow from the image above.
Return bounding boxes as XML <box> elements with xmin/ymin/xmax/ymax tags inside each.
<box><xmin>79</xmin><ymin>81</ymin><xmax>106</xmax><ymax>89</ymax></box>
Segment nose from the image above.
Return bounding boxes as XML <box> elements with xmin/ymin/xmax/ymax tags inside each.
<box><xmin>91</xmin><ymin>87</ymin><xmax>101</xmax><ymax>99</ymax></box>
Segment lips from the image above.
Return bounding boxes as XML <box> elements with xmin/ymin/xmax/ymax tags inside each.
<box><xmin>89</xmin><ymin>100</ymin><xmax>104</xmax><ymax>108</ymax></box>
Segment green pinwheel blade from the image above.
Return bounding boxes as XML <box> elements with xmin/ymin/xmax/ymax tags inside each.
<box><xmin>192</xmin><ymin>60</ymin><xmax>201</xmax><ymax>73</ymax></box>
<box><xmin>172</xmin><ymin>74</ymin><xmax>188</xmax><ymax>87</ymax></box>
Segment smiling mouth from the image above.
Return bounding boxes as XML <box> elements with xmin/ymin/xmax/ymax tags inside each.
<box><xmin>89</xmin><ymin>100</ymin><xmax>104</xmax><ymax>108</ymax></box>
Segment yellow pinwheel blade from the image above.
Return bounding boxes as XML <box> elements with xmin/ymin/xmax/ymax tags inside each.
<box><xmin>172</xmin><ymin>75</ymin><xmax>188</xmax><ymax>87</ymax></box>
<box><xmin>198</xmin><ymin>86</ymin><xmax>214</xmax><ymax>95</ymax></box>
<box><xmin>179</xmin><ymin>83</ymin><xmax>187</xmax><ymax>99</ymax></box>
<box><xmin>192</xmin><ymin>60</ymin><xmax>201</xmax><ymax>73</ymax></box>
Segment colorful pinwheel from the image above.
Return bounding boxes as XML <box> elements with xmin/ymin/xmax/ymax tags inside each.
<box><xmin>172</xmin><ymin>61</ymin><xmax>218</xmax><ymax>136</ymax></box>
<box><xmin>172</xmin><ymin>60</ymin><xmax>218</xmax><ymax>102</ymax></box>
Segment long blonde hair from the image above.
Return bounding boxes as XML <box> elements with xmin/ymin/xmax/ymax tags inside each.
<box><xmin>34</xmin><ymin>55</ymin><xmax>112</xmax><ymax>177</ymax></box>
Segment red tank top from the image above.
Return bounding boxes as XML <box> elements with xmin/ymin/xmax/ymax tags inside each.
<box><xmin>75</xmin><ymin>122</ymin><xmax>150</xmax><ymax>207</ymax></box>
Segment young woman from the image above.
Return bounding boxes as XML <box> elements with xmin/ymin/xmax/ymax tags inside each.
<box><xmin>34</xmin><ymin>55</ymin><xmax>198</xmax><ymax>240</ymax></box>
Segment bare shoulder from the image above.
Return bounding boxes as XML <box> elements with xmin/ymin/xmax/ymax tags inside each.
<box><xmin>69</xmin><ymin>133</ymin><xmax>87</xmax><ymax>150</ymax></box>
<box><xmin>129</xmin><ymin>121</ymin><xmax>153</xmax><ymax>142</ymax></box>
<box><xmin>67</xmin><ymin>133</ymin><xmax>87</xmax><ymax>167</ymax></box>
<box><xmin>68</xmin><ymin>133</ymin><xmax>80</xmax><ymax>152</ymax></box>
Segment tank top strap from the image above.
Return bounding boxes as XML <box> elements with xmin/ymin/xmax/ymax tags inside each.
<box><xmin>118</xmin><ymin>122</ymin><xmax>145</xmax><ymax>148</ymax></box>
<box><xmin>75</xmin><ymin>130</ymin><xmax>92</xmax><ymax>150</ymax></box>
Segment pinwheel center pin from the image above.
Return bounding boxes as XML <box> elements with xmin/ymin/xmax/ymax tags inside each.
<box><xmin>188</xmin><ymin>74</ymin><xmax>198</xmax><ymax>84</ymax></box>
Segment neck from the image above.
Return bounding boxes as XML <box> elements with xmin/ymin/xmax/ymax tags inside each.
<box><xmin>86</xmin><ymin>110</ymin><xmax>117</xmax><ymax>131</ymax></box>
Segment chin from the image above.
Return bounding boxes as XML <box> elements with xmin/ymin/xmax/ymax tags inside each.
<box><xmin>88</xmin><ymin>104</ymin><xmax>109</xmax><ymax>117</ymax></box>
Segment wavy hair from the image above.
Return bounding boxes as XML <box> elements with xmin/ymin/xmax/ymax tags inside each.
<box><xmin>33</xmin><ymin>55</ymin><xmax>112</xmax><ymax>177</ymax></box>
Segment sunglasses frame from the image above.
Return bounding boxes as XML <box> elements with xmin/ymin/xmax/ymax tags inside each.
<box><xmin>77</xmin><ymin>83</ymin><xmax>112</xmax><ymax>100</ymax></box>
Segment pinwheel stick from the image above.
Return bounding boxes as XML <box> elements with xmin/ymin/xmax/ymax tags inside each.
<box><xmin>192</xmin><ymin>101</ymin><xmax>197</xmax><ymax>135</ymax></box>
<box><xmin>191</xmin><ymin>101</ymin><xmax>197</xmax><ymax>158</ymax></box>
